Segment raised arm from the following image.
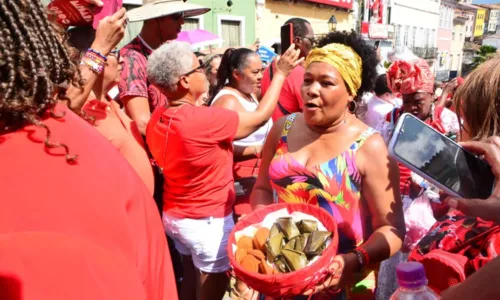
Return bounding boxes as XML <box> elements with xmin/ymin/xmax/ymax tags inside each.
<box><xmin>211</xmin><ymin>95</ymin><xmax>263</xmax><ymax>161</ymax></box>
<box><xmin>66</xmin><ymin>9</ymin><xmax>127</xmax><ymax>111</ymax></box>
<box><xmin>234</xmin><ymin>46</ymin><xmax>303</xmax><ymax>140</ymax></box>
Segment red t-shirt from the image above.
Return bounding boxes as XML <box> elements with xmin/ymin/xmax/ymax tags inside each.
<box><xmin>0</xmin><ymin>105</ymin><xmax>177</xmax><ymax>300</ymax></box>
<box><xmin>146</xmin><ymin>105</ymin><xmax>239</xmax><ymax>219</ymax></box>
<box><xmin>261</xmin><ymin>61</ymin><xmax>305</xmax><ymax>121</ymax></box>
<box><xmin>119</xmin><ymin>37</ymin><xmax>167</xmax><ymax>111</ymax></box>
<box><xmin>0</xmin><ymin>232</ymin><xmax>148</xmax><ymax>300</ymax></box>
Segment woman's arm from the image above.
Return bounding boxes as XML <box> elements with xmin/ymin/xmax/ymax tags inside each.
<box><xmin>441</xmin><ymin>256</ymin><xmax>500</xmax><ymax>300</ymax></box>
<box><xmin>67</xmin><ymin>9</ymin><xmax>127</xmax><ymax>111</ymax></box>
<box><xmin>357</xmin><ymin>134</ymin><xmax>405</xmax><ymax>262</ymax></box>
<box><xmin>233</xmin><ymin>144</ymin><xmax>262</xmax><ymax>162</ymax></box>
<box><xmin>250</xmin><ymin>118</ymin><xmax>285</xmax><ymax>210</ymax></box>
<box><xmin>234</xmin><ymin>46</ymin><xmax>302</xmax><ymax>140</ymax></box>
<box><xmin>211</xmin><ymin>92</ymin><xmax>262</xmax><ymax>161</ymax></box>
<box><xmin>305</xmin><ymin>133</ymin><xmax>405</xmax><ymax>295</ymax></box>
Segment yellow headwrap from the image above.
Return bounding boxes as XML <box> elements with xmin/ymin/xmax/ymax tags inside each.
<box><xmin>305</xmin><ymin>43</ymin><xmax>363</xmax><ymax>97</ymax></box>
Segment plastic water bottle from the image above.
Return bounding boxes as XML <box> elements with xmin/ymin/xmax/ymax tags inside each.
<box><xmin>390</xmin><ymin>262</ymin><xmax>439</xmax><ymax>300</ymax></box>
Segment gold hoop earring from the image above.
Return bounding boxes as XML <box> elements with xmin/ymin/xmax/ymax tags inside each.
<box><xmin>348</xmin><ymin>100</ymin><xmax>357</xmax><ymax>114</ymax></box>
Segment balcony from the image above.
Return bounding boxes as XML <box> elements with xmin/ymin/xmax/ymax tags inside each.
<box><xmin>412</xmin><ymin>47</ymin><xmax>439</xmax><ymax>59</ymax></box>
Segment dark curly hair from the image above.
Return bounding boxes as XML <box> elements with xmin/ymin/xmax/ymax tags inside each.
<box><xmin>0</xmin><ymin>0</ymin><xmax>83</xmax><ymax>162</ymax></box>
<box><xmin>317</xmin><ymin>30</ymin><xmax>379</xmax><ymax>100</ymax></box>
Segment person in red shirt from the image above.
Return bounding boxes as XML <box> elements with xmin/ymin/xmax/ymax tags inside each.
<box><xmin>0</xmin><ymin>2</ymin><xmax>176</xmax><ymax>300</ymax></box>
<box><xmin>120</xmin><ymin>0</ymin><xmax>210</xmax><ymax>135</ymax></box>
<box><xmin>68</xmin><ymin>26</ymin><xmax>155</xmax><ymax>195</ymax></box>
<box><xmin>146</xmin><ymin>41</ymin><xmax>302</xmax><ymax>300</ymax></box>
<box><xmin>0</xmin><ymin>232</ymin><xmax>148</xmax><ymax>300</ymax></box>
<box><xmin>261</xmin><ymin>18</ymin><xmax>315</xmax><ymax>121</ymax></box>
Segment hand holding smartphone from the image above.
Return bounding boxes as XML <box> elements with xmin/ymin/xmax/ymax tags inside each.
<box><xmin>280</xmin><ymin>23</ymin><xmax>294</xmax><ymax>55</ymax></box>
<box><xmin>93</xmin><ymin>0</ymin><xmax>122</xmax><ymax>29</ymax></box>
<box><xmin>388</xmin><ymin>113</ymin><xmax>496</xmax><ymax>199</ymax></box>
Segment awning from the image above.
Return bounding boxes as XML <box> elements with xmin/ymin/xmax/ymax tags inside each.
<box><xmin>301</xmin><ymin>0</ymin><xmax>353</xmax><ymax>10</ymax></box>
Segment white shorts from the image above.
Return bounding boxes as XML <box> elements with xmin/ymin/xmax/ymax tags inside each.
<box><xmin>162</xmin><ymin>212</ymin><xmax>234</xmax><ymax>273</ymax></box>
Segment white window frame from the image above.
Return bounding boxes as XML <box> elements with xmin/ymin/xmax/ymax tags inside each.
<box><xmin>185</xmin><ymin>15</ymin><xmax>205</xmax><ymax>30</ymax></box>
<box><xmin>217</xmin><ymin>14</ymin><xmax>246</xmax><ymax>48</ymax></box>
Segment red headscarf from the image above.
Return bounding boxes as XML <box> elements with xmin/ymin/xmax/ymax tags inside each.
<box><xmin>387</xmin><ymin>59</ymin><xmax>435</xmax><ymax>94</ymax></box>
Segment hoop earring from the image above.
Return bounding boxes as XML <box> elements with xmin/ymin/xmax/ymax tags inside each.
<box><xmin>348</xmin><ymin>100</ymin><xmax>357</xmax><ymax>114</ymax></box>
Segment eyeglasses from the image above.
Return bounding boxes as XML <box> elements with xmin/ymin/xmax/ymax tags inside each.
<box><xmin>109</xmin><ymin>48</ymin><xmax>120</xmax><ymax>60</ymax></box>
<box><xmin>180</xmin><ymin>60</ymin><xmax>207</xmax><ymax>78</ymax></box>
<box><xmin>302</xmin><ymin>36</ymin><xmax>317</xmax><ymax>47</ymax></box>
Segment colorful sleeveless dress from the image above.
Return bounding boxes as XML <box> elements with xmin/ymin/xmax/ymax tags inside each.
<box><xmin>268</xmin><ymin>114</ymin><xmax>377</xmax><ymax>300</ymax></box>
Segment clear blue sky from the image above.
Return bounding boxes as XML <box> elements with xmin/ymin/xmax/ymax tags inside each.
<box><xmin>473</xmin><ymin>0</ymin><xmax>499</xmax><ymax>4</ymax></box>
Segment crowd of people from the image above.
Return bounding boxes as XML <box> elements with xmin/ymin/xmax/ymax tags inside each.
<box><xmin>0</xmin><ymin>1</ymin><xmax>499</xmax><ymax>300</ymax></box>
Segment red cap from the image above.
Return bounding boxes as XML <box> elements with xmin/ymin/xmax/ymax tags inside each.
<box><xmin>48</xmin><ymin>0</ymin><xmax>94</xmax><ymax>27</ymax></box>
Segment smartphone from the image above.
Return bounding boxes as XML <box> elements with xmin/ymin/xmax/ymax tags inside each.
<box><xmin>388</xmin><ymin>113</ymin><xmax>495</xmax><ymax>199</ymax></box>
<box><xmin>280</xmin><ymin>23</ymin><xmax>294</xmax><ymax>55</ymax></box>
<box><xmin>92</xmin><ymin>0</ymin><xmax>122</xmax><ymax>29</ymax></box>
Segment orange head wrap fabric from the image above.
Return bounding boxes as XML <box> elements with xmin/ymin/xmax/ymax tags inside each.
<box><xmin>305</xmin><ymin>43</ymin><xmax>363</xmax><ymax>97</ymax></box>
<box><xmin>387</xmin><ymin>58</ymin><xmax>435</xmax><ymax>94</ymax></box>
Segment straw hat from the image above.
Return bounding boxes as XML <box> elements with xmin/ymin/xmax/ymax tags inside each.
<box><xmin>127</xmin><ymin>0</ymin><xmax>210</xmax><ymax>23</ymax></box>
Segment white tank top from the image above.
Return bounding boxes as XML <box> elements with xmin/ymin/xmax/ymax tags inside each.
<box><xmin>211</xmin><ymin>89</ymin><xmax>273</xmax><ymax>147</ymax></box>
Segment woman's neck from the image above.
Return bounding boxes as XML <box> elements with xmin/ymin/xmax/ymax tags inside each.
<box><xmin>169</xmin><ymin>98</ymin><xmax>196</xmax><ymax>108</ymax></box>
<box><xmin>307</xmin><ymin>111</ymin><xmax>353</xmax><ymax>135</ymax></box>
<box><xmin>92</xmin><ymin>82</ymin><xmax>111</xmax><ymax>102</ymax></box>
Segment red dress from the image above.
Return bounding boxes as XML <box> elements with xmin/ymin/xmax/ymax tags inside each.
<box><xmin>0</xmin><ymin>105</ymin><xmax>177</xmax><ymax>300</ymax></box>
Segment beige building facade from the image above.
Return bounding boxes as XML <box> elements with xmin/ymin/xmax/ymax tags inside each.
<box><xmin>255</xmin><ymin>0</ymin><xmax>355</xmax><ymax>46</ymax></box>
<box><xmin>450</xmin><ymin>13</ymin><xmax>467</xmax><ymax>77</ymax></box>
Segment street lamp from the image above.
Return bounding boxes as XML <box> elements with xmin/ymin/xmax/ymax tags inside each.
<box><xmin>328</xmin><ymin>15</ymin><xmax>338</xmax><ymax>32</ymax></box>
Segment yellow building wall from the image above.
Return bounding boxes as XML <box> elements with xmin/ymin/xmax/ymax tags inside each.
<box><xmin>474</xmin><ymin>9</ymin><xmax>486</xmax><ymax>37</ymax></box>
<box><xmin>256</xmin><ymin>1</ymin><xmax>355</xmax><ymax>45</ymax></box>
<box><xmin>450</xmin><ymin>22</ymin><xmax>465</xmax><ymax>74</ymax></box>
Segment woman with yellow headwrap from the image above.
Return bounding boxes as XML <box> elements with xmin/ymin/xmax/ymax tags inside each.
<box><xmin>250</xmin><ymin>31</ymin><xmax>405</xmax><ymax>299</ymax></box>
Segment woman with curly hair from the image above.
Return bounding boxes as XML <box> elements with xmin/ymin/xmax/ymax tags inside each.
<box><xmin>251</xmin><ymin>31</ymin><xmax>405</xmax><ymax>299</ymax></box>
<box><xmin>0</xmin><ymin>1</ymin><xmax>175</xmax><ymax>299</ymax></box>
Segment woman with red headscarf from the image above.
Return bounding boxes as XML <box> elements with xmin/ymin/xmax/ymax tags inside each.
<box><xmin>376</xmin><ymin>58</ymin><xmax>460</xmax><ymax>299</ymax></box>
<box><xmin>381</xmin><ymin>58</ymin><xmax>460</xmax><ymax>197</ymax></box>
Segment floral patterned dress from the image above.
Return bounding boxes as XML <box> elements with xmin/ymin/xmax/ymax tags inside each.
<box><xmin>268</xmin><ymin>114</ymin><xmax>377</xmax><ymax>299</ymax></box>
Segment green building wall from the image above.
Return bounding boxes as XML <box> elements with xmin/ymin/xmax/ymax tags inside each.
<box><xmin>40</xmin><ymin>0</ymin><xmax>256</xmax><ymax>49</ymax></box>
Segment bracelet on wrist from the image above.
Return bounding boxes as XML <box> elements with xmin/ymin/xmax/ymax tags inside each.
<box><xmin>87</xmin><ymin>48</ymin><xmax>108</xmax><ymax>61</ymax></box>
<box><xmin>350</xmin><ymin>247</ymin><xmax>370</xmax><ymax>273</ymax></box>
<box><xmin>80</xmin><ymin>50</ymin><xmax>106</xmax><ymax>75</ymax></box>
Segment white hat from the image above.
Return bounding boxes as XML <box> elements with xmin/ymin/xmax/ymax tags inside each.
<box><xmin>127</xmin><ymin>0</ymin><xmax>210</xmax><ymax>23</ymax></box>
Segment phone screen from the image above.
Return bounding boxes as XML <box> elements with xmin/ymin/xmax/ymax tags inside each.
<box><xmin>392</xmin><ymin>114</ymin><xmax>495</xmax><ymax>199</ymax></box>
<box><xmin>280</xmin><ymin>24</ymin><xmax>293</xmax><ymax>55</ymax></box>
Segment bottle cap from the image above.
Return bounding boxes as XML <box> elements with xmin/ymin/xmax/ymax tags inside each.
<box><xmin>396</xmin><ymin>262</ymin><xmax>428</xmax><ymax>289</ymax></box>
